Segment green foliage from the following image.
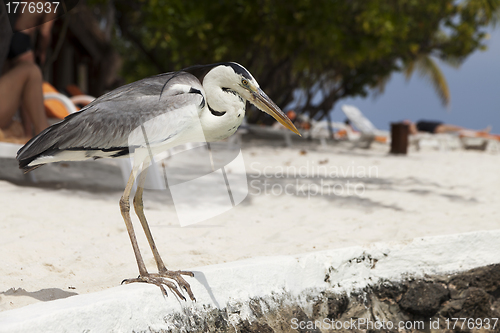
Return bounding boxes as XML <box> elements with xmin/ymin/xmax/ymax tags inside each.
<box><xmin>91</xmin><ymin>0</ymin><xmax>500</xmax><ymax>120</ymax></box>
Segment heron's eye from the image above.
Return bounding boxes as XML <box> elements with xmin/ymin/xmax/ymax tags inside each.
<box><xmin>241</xmin><ymin>79</ymin><xmax>249</xmax><ymax>86</ymax></box>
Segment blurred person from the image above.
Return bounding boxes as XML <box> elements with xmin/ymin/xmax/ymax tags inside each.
<box><xmin>344</xmin><ymin>119</ymin><xmax>356</xmax><ymax>131</ymax></box>
<box><xmin>405</xmin><ymin>120</ymin><xmax>491</xmax><ymax>137</ymax></box>
<box><xmin>0</xmin><ymin>61</ymin><xmax>49</xmax><ymax>136</ymax></box>
<box><xmin>9</xmin><ymin>0</ymin><xmax>57</xmax><ymax>66</ymax></box>
<box><xmin>334</xmin><ymin>119</ymin><xmax>358</xmax><ymax>140</ymax></box>
<box><xmin>0</xmin><ymin>4</ymin><xmax>10</xmax><ymax>70</ymax></box>
<box><xmin>0</xmin><ymin>2</ymin><xmax>56</xmax><ymax>138</ymax></box>
<box><xmin>297</xmin><ymin>113</ymin><xmax>311</xmax><ymax>130</ymax></box>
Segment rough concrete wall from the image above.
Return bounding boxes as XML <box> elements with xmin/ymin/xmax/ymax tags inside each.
<box><xmin>159</xmin><ymin>264</ymin><xmax>500</xmax><ymax>333</ymax></box>
<box><xmin>2</xmin><ymin>231</ymin><xmax>499</xmax><ymax>333</ymax></box>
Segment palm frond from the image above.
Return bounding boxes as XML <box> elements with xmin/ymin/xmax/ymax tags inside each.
<box><xmin>403</xmin><ymin>60</ymin><xmax>416</xmax><ymax>81</ymax></box>
<box><xmin>415</xmin><ymin>56</ymin><xmax>450</xmax><ymax>107</ymax></box>
<box><xmin>465</xmin><ymin>0</ymin><xmax>500</xmax><ymax>25</ymax></box>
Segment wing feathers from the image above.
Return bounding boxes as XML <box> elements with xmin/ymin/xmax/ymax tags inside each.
<box><xmin>17</xmin><ymin>71</ymin><xmax>206</xmax><ymax>171</ymax></box>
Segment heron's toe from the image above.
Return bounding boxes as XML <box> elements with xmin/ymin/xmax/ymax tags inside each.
<box><xmin>153</xmin><ymin>270</ymin><xmax>196</xmax><ymax>301</ymax></box>
<box><xmin>121</xmin><ymin>274</ymin><xmax>191</xmax><ymax>301</ymax></box>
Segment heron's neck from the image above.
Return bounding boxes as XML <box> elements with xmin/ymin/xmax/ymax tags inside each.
<box><xmin>203</xmin><ymin>69</ymin><xmax>245</xmax><ymax>115</ymax></box>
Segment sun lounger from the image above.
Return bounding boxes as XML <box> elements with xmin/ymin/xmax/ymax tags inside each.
<box><xmin>309</xmin><ymin>120</ymin><xmax>362</xmax><ymax>146</ymax></box>
<box><xmin>460</xmin><ymin>133</ymin><xmax>500</xmax><ymax>152</ymax></box>
<box><xmin>410</xmin><ymin>131</ymin><xmax>499</xmax><ymax>152</ymax></box>
<box><xmin>0</xmin><ymin>141</ymin><xmax>37</xmax><ymax>182</ymax></box>
<box><xmin>246</xmin><ymin>124</ymin><xmax>295</xmax><ymax>147</ymax></box>
<box><xmin>0</xmin><ymin>86</ymin><xmax>204</xmax><ymax>190</ymax></box>
<box><xmin>409</xmin><ymin>132</ymin><xmax>462</xmax><ymax>151</ymax></box>
<box><xmin>340</xmin><ymin>105</ymin><xmax>389</xmax><ymax>148</ymax></box>
<box><xmin>0</xmin><ymin>86</ymin><xmax>93</xmax><ymax>183</ymax></box>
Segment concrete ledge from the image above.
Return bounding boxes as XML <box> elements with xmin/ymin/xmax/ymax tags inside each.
<box><xmin>1</xmin><ymin>230</ymin><xmax>499</xmax><ymax>332</ymax></box>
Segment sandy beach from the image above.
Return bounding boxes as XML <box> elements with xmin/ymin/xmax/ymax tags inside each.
<box><xmin>1</xmin><ymin>140</ymin><xmax>499</xmax><ymax>311</ymax></box>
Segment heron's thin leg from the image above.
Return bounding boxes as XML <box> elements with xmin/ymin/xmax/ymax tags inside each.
<box><xmin>132</xmin><ymin>161</ymin><xmax>196</xmax><ymax>301</ymax></box>
<box><xmin>120</xmin><ymin>168</ymin><xmax>148</xmax><ymax>276</ymax></box>
<box><xmin>120</xmin><ymin>165</ymin><xmax>186</xmax><ymax>299</ymax></box>
<box><xmin>133</xmin><ymin>161</ymin><xmax>168</xmax><ymax>272</ymax></box>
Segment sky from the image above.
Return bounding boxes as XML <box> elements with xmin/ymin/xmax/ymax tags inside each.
<box><xmin>328</xmin><ymin>28</ymin><xmax>500</xmax><ymax>132</ymax></box>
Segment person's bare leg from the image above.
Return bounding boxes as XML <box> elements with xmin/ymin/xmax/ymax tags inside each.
<box><xmin>434</xmin><ymin>124</ymin><xmax>464</xmax><ymax>133</ymax></box>
<box><xmin>409</xmin><ymin>123</ymin><xmax>418</xmax><ymax>135</ymax></box>
<box><xmin>0</xmin><ymin>62</ymin><xmax>48</xmax><ymax>134</ymax></box>
<box><xmin>480</xmin><ymin>125</ymin><xmax>492</xmax><ymax>134</ymax></box>
<box><xmin>437</xmin><ymin>124</ymin><xmax>492</xmax><ymax>136</ymax></box>
<box><xmin>20</xmin><ymin>106</ymin><xmax>33</xmax><ymax>137</ymax></box>
<box><xmin>20</xmin><ymin>62</ymin><xmax>48</xmax><ymax>134</ymax></box>
<box><xmin>0</xmin><ymin>64</ymin><xmax>29</xmax><ymax>129</ymax></box>
<box><xmin>132</xmin><ymin>162</ymin><xmax>195</xmax><ymax>301</ymax></box>
<box><xmin>409</xmin><ymin>124</ymin><xmax>416</xmax><ymax>135</ymax></box>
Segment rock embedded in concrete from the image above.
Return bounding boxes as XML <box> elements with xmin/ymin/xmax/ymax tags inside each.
<box><xmin>139</xmin><ymin>265</ymin><xmax>500</xmax><ymax>332</ymax></box>
<box><xmin>398</xmin><ymin>280</ymin><xmax>450</xmax><ymax>317</ymax></box>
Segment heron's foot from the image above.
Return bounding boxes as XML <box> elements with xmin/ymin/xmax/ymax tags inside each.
<box><xmin>155</xmin><ymin>269</ymin><xmax>195</xmax><ymax>301</ymax></box>
<box><xmin>122</xmin><ymin>270</ymin><xmax>195</xmax><ymax>301</ymax></box>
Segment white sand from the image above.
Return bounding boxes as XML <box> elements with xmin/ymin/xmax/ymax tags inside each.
<box><xmin>1</xmin><ymin>142</ymin><xmax>499</xmax><ymax>311</ymax></box>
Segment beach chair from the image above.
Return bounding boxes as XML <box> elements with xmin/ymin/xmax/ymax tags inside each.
<box><xmin>409</xmin><ymin>132</ymin><xmax>462</xmax><ymax>151</ymax></box>
<box><xmin>309</xmin><ymin>120</ymin><xmax>363</xmax><ymax>146</ymax></box>
<box><xmin>340</xmin><ymin>105</ymin><xmax>389</xmax><ymax>148</ymax></box>
<box><xmin>0</xmin><ymin>84</ymin><xmax>180</xmax><ymax>190</ymax></box>
<box><xmin>0</xmin><ymin>84</ymin><xmax>93</xmax><ymax>182</ymax></box>
<box><xmin>460</xmin><ymin>133</ymin><xmax>500</xmax><ymax>152</ymax></box>
<box><xmin>43</xmin><ymin>82</ymin><xmax>97</xmax><ymax>119</ymax></box>
<box><xmin>309</xmin><ymin>120</ymin><xmax>331</xmax><ymax>146</ymax></box>
<box><xmin>246</xmin><ymin>124</ymin><xmax>295</xmax><ymax>147</ymax></box>
<box><xmin>409</xmin><ymin>127</ymin><xmax>495</xmax><ymax>152</ymax></box>
<box><xmin>487</xmin><ymin>138</ymin><xmax>500</xmax><ymax>152</ymax></box>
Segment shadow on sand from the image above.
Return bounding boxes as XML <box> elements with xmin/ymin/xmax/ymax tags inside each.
<box><xmin>1</xmin><ymin>287</ymin><xmax>78</xmax><ymax>302</ymax></box>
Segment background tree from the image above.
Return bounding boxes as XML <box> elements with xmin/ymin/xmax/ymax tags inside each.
<box><xmin>90</xmin><ymin>0</ymin><xmax>500</xmax><ymax>124</ymax></box>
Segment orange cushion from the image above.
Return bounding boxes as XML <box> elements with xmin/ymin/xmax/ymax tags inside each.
<box><xmin>336</xmin><ymin>129</ymin><xmax>347</xmax><ymax>138</ymax></box>
<box><xmin>42</xmin><ymin>82</ymin><xmax>76</xmax><ymax>119</ymax></box>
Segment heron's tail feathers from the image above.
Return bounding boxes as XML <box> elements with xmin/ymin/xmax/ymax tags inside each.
<box><xmin>21</xmin><ymin>164</ymin><xmax>43</xmax><ymax>174</ymax></box>
<box><xmin>16</xmin><ymin>127</ymin><xmax>58</xmax><ymax>173</ymax></box>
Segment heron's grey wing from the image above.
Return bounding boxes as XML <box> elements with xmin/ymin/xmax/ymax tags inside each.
<box><xmin>83</xmin><ymin>71</ymin><xmax>201</xmax><ymax>106</ymax></box>
<box><xmin>17</xmin><ymin>71</ymin><xmax>206</xmax><ymax>169</ymax></box>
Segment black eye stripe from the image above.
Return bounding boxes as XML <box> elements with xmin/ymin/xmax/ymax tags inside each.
<box><xmin>222</xmin><ymin>87</ymin><xmax>237</xmax><ymax>95</ymax></box>
<box><xmin>222</xmin><ymin>87</ymin><xmax>244</xmax><ymax>103</ymax></box>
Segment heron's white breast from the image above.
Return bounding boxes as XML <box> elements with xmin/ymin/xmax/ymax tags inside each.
<box><xmin>199</xmin><ymin>104</ymin><xmax>245</xmax><ymax>142</ymax></box>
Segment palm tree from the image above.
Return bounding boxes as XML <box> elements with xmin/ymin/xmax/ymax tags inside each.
<box><xmin>401</xmin><ymin>0</ymin><xmax>500</xmax><ymax>107</ymax></box>
<box><xmin>403</xmin><ymin>55</ymin><xmax>452</xmax><ymax>107</ymax></box>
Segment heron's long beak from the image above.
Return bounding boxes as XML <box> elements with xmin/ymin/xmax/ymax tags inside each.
<box><xmin>251</xmin><ymin>88</ymin><xmax>301</xmax><ymax>136</ymax></box>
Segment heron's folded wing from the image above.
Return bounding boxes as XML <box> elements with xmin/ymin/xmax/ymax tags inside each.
<box><xmin>17</xmin><ymin>71</ymin><xmax>206</xmax><ymax>161</ymax></box>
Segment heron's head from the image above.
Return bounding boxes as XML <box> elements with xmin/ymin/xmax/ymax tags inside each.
<box><xmin>211</xmin><ymin>62</ymin><xmax>301</xmax><ymax>136</ymax></box>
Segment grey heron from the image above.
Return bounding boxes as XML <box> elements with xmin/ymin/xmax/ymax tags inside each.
<box><xmin>16</xmin><ymin>62</ymin><xmax>300</xmax><ymax>301</ymax></box>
